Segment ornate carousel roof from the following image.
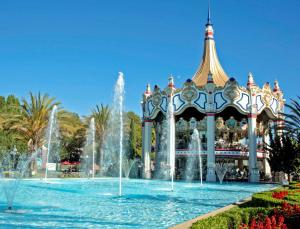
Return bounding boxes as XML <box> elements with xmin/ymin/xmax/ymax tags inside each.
<box><xmin>192</xmin><ymin>7</ymin><xmax>229</xmax><ymax>87</ymax></box>
<box><xmin>141</xmin><ymin>7</ymin><xmax>284</xmax><ymax>121</ymax></box>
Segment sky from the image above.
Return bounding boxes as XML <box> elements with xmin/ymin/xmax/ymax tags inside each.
<box><xmin>0</xmin><ymin>0</ymin><xmax>299</xmax><ymax>116</ymax></box>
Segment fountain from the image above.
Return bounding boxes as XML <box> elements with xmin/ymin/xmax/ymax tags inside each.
<box><xmin>186</xmin><ymin>129</ymin><xmax>203</xmax><ymax>185</ymax></box>
<box><xmin>82</xmin><ymin>117</ymin><xmax>96</xmax><ymax>178</ymax></box>
<box><xmin>99</xmin><ymin>72</ymin><xmax>126</xmax><ymax>188</ymax></box>
<box><xmin>167</xmin><ymin>94</ymin><xmax>175</xmax><ymax>191</ymax></box>
<box><xmin>113</xmin><ymin>72</ymin><xmax>125</xmax><ymax>196</ymax></box>
<box><xmin>44</xmin><ymin>105</ymin><xmax>60</xmax><ymax>181</ymax></box>
<box><xmin>215</xmin><ymin>162</ymin><xmax>234</xmax><ymax>184</ymax></box>
<box><xmin>0</xmin><ymin>149</ymin><xmax>37</xmax><ymax>212</ymax></box>
<box><xmin>153</xmin><ymin>120</ymin><xmax>169</xmax><ymax>179</ymax></box>
<box><xmin>123</xmin><ymin>158</ymin><xmax>140</xmax><ymax>179</ymax></box>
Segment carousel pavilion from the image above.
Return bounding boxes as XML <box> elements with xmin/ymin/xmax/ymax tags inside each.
<box><xmin>141</xmin><ymin>12</ymin><xmax>284</xmax><ymax>183</ymax></box>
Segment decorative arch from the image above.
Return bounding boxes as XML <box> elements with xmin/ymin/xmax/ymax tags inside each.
<box><xmin>175</xmin><ymin>107</ymin><xmax>206</xmax><ymax>121</ymax></box>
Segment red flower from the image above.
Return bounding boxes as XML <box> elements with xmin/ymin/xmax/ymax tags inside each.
<box><xmin>239</xmin><ymin>201</ymin><xmax>300</xmax><ymax>229</ymax></box>
<box><xmin>271</xmin><ymin>215</ymin><xmax>276</xmax><ymax>229</ymax></box>
<box><xmin>239</xmin><ymin>223</ymin><xmax>248</xmax><ymax>229</ymax></box>
<box><xmin>250</xmin><ymin>219</ymin><xmax>256</xmax><ymax>229</ymax></box>
<box><xmin>257</xmin><ymin>221</ymin><xmax>264</xmax><ymax>229</ymax></box>
<box><xmin>272</xmin><ymin>191</ymin><xmax>288</xmax><ymax>200</ymax></box>
<box><xmin>278</xmin><ymin>215</ymin><xmax>284</xmax><ymax>227</ymax></box>
<box><xmin>265</xmin><ymin>217</ymin><xmax>271</xmax><ymax>229</ymax></box>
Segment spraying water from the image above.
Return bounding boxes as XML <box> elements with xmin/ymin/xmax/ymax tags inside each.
<box><xmin>123</xmin><ymin>158</ymin><xmax>139</xmax><ymax>179</ymax></box>
<box><xmin>215</xmin><ymin>162</ymin><xmax>234</xmax><ymax>184</ymax></box>
<box><xmin>114</xmin><ymin>72</ymin><xmax>125</xmax><ymax>196</ymax></box>
<box><xmin>45</xmin><ymin>105</ymin><xmax>60</xmax><ymax>181</ymax></box>
<box><xmin>153</xmin><ymin>120</ymin><xmax>168</xmax><ymax>179</ymax></box>
<box><xmin>167</xmin><ymin>95</ymin><xmax>175</xmax><ymax>191</ymax></box>
<box><xmin>91</xmin><ymin>118</ymin><xmax>95</xmax><ymax>179</ymax></box>
<box><xmin>82</xmin><ymin>118</ymin><xmax>96</xmax><ymax>178</ymax></box>
<box><xmin>191</xmin><ymin>129</ymin><xmax>203</xmax><ymax>185</ymax></box>
<box><xmin>0</xmin><ymin>150</ymin><xmax>39</xmax><ymax>211</ymax></box>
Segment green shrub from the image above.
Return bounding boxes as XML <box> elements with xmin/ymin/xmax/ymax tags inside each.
<box><xmin>288</xmin><ymin>182</ymin><xmax>300</xmax><ymax>189</ymax></box>
<box><xmin>192</xmin><ymin>207</ymin><xmax>271</xmax><ymax>229</ymax></box>
<box><xmin>250</xmin><ymin>192</ymin><xmax>283</xmax><ymax>207</ymax></box>
<box><xmin>191</xmin><ymin>215</ymin><xmax>228</xmax><ymax>229</ymax></box>
<box><xmin>285</xmin><ymin>194</ymin><xmax>300</xmax><ymax>203</ymax></box>
<box><xmin>192</xmin><ymin>184</ymin><xmax>300</xmax><ymax>229</ymax></box>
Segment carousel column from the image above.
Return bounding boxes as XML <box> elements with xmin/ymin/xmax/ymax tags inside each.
<box><xmin>248</xmin><ymin>113</ymin><xmax>260</xmax><ymax>182</ymax></box>
<box><xmin>206</xmin><ymin>112</ymin><xmax>216</xmax><ymax>182</ymax></box>
<box><xmin>142</xmin><ymin>119</ymin><xmax>152</xmax><ymax>179</ymax></box>
<box><xmin>263</xmin><ymin>131</ymin><xmax>271</xmax><ymax>177</ymax></box>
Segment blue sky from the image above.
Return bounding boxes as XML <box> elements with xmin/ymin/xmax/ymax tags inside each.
<box><xmin>0</xmin><ymin>0</ymin><xmax>299</xmax><ymax>116</ymax></box>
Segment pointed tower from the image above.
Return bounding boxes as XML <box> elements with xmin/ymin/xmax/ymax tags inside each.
<box><xmin>192</xmin><ymin>2</ymin><xmax>229</xmax><ymax>87</ymax></box>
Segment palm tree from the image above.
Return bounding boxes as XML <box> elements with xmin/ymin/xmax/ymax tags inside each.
<box><xmin>283</xmin><ymin>96</ymin><xmax>300</xmax><ymax>135</ymax></box>
<box><xmin>7</xmin><ymin>92</ymin><xmax>60</xmax><ymax>152</ymax></box>
<box><xmin>91</xmin><ymin>104</ymin><xmax>110</xmax><ymax>165</ymax></box>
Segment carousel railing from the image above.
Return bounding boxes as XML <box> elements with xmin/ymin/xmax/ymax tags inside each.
<box><xmin>175</xmin><ymin>148</ymin><xmax>267</xmax><ymax>158</ymax></box>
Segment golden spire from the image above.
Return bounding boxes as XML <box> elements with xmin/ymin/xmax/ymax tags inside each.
<box><xmin>192</xmin><ymin>2</ymin><xmax>229</xmax><ymax>87</ymax></box>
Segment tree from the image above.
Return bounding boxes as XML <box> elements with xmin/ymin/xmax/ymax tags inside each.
<box><xmin>91</xmin><ymin>104</ymin><xmax>110</xmax><ymax>164</ymax></box>
<box><xmin>6</xmin><ymin>92</ymin><xmax>60</xmax><ymax>152</ymax></box>
<box><xmin>283</xmin><ymin>96</ymin><xmax>300</xmax><ymax>135</ymax></box>
<box><xmin>0</xmin><ymin>95</ymin><xmax>25</xmax><ymax>152</ymax></box>
<box><xmin>126</xmin><ymin>111</ymin><xmax>142</xmax><ymax>159</ymax></box>
<box><xmin>0</xmin><ymin>96</ymin><xmax>5</xmax><ymax>111</ymax></box>
<box><xmin>58</xmin><ymin>111</ymin><xmax>86</xmax><ymax>161</ymax></box>
<box><xmin>6</xmin><ymin>95</ymin><xmax>20</xmax><ymax>113</ymax></box>
<box><xmin>128</xmin><ymin>119</ymin><xmax>137</xmax><ymax>159</ymax></box>
<box><xmin>265</xmin><ymin>131</ymin><xmax>300</xmax><ymax>180</ymax></box>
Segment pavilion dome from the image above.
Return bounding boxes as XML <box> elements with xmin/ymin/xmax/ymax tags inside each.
<box><xmin>192</xmin><ymin>10</ymin><xmax>229</xmax><ymax>87</ymax></box>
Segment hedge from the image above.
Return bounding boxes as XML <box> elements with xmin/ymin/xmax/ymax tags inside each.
<box><xmin>191</xmin><ymin>207</ymin><xmax>271</xmax><ymax>229</ymax></box>
<box><xmin>191</xmin><ymin>182</ymin><xmax>300</xmax><ymax>229</ymax></box>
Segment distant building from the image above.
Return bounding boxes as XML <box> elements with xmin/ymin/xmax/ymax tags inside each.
<box><xmin>141</xmin><ymin>9</ymin><xmax>284</xmax><ymax>182</ymax></box>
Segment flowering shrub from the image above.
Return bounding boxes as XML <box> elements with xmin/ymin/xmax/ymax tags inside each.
<box><xmin>239</xmin><ymin>202</ymin><xmax>300</xmax><ymax>229</ymax></box>
<box><xmin>192</xmin><ymin>183</ymin><xmax>300</xmax><ymax>229</ymax></box>
<box><xmin>238</xmin><ymin>214</ymin><xmax>287</xmax><ymax>229</ymax></box>
<box><xmin>272</xmin><ymin>191</ymin><xmax>289</xmax><ymax>200</ymax></box>
<box><xmin>272</xmin><ymin>202</ymin><xmax>300</xmax><ymax>228</ymax></box>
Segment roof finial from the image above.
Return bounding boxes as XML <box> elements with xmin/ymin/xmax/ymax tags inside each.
<box><xmin>168</xmin><ymin>75</ymin><xmax>175</xmax><ymax>88</ymax></box>
<box><xmin>206</xmin><ymin>0</ymin><xmax>212</xmax><ymax>26</ymax></box>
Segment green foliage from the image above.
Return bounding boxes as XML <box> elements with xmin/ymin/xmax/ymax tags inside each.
<box><xmin>192</xmin><ymin>214</ymin><xmax>228</xmax><ymax>229</ymax></box>
<box><xmin>192</xmin><ymin>183</ymin><xmax>300</xmax><ymax>229</ymax></box>
<box><xmin>0</xmin><ymin>130</ymin><xmax>27</xmax><ymax>156</ymax></box>
<box><xmin>0</xmin><ymin>93</ymin><xmax>143</xmax><ymax>163</ymax></box>
<box><xmin>91</xmin><ymin>104</ymin><xmax>110</xmax><ymax>163</ymax></box>
<box><xmin>284</xmin><ymin>96</ymin><xmax>300</xmax><ymax>135</ymax></box>
<box><xmin>0</xmin><ymin>95</ymin><xmax>20</xmax><ymax>114</ymax></box>
<box><xmin>60</xmin><ymin>128</ymin><xmax>86</xmax><ymax>161</ymax></box>
<box><xmin>0</xmin><ymin>96</ymin><xmax>5</xmax><ymax>109</ymax></box>
<box><xmin>58</xmin><ymin>111</ymin><xmax>86</xmax><ymax>161</ymax></box>
<box><xmin>126</xmin><ymin>111</ymin><xmax>142</xmax><ymax>158</ymax></box>
<box><xmin>6</xmin><ymin>92</ymin><xmax>60</xmax><ymax>152</ymax></box>
<box><xmin>0</xmin><ymin>95</ymin><xmax>25</xmax><ymax>154</ymax></box>
<box><xmin>192</xmin><ymin>207</ymin><xmax>272</xmax><ymax>229</ymax></box>
<box><xmin>249</xmin><ymin>186</ymin><xmax>300</xmax><ymax>207</ymax></box>
<box><xmin>265</xmin><ymin>131</ymin><xmax>300</xmax><ymax>176</ymax></box>
<box><xmin>250</xmin><ymin>191</ymin><xmax>284</xmax><ymax>207</ymax></box>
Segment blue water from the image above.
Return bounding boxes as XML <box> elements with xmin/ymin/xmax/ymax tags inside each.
<box><xmin>0</xmin><ymin>179</ymin><xmax>275</xmax><ymax>228</ymax></box>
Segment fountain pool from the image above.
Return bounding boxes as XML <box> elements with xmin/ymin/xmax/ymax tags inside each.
<box><xmin>0</xmin><ymin>179</ymin><xmax>275</xmax><ymax>228</ymax></box>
